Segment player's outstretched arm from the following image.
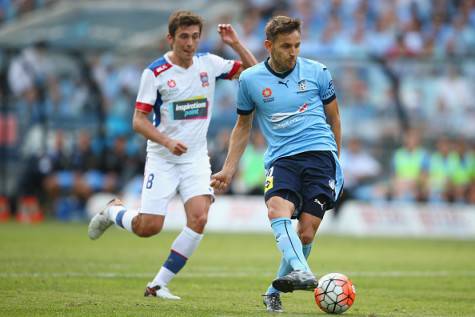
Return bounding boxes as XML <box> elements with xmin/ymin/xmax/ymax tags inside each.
<box><xmin>132</xmin><ymin>109</ymin><xmax>188</xmax><ymax>156</ymax></box>
<box><xmin>217</xmin><ymin>24</ymin><xmax>257</xmax><ymax>77</ymax></box>
<box><xmin>211</xmin><ymin>113</ymin><xmax>253</xmax><ymax>192</ymax></box>
<box><xmin>324</xmin><ymin>99</ymin><xmax>342</xmax><ymax>158</ymax></box>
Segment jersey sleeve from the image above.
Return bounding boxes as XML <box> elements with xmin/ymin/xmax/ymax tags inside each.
<box><xmin>207</xmin><ymin>53</ymin><xmax>242</xmax><ymax>80</ymax></box>
<box><xmin>318</xmin><ymin>66</ymin><xmax>337</xmax><ymax>105</ymax></box>
<box><xmin>135</xmin><ymin>69</ymin><xmax>157</xmax><ymax>114</ymax></box>
<box><xmin>237</xmin><ymin>76</ymin><xmax>255</xmax><ymax>115</ymax></box>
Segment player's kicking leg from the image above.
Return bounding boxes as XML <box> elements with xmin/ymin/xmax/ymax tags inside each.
<box><xmin>265</xmin><ymin>195</ymin><xmax>318</xmax><ymax>296</ymax></box>
<box><xmin>88</xmin><ymin>198</ymin><xmax>124</xmax><ymax>240</ymax></box>
<box><xmin>267</xmin><ymin>215</ymin><xmax>318</xmax><ymax>293</ymax></box>
<box><xmin>88</xmin><ymin>197</ymin><xmax>153</xmax><ymax>239</ymax></box>
<box><xmin>272</xmin><ymin>270</ymin><xmax>318</xmax><ymax>293</ymax></box>
<box><xmin>88</xmin><ymin>197</ymin><xmax>181</xmax><ymax>299</ymax></box>
<box><xmin>271</xmin><ymin>214</ymin><xmax>322</xmax><ymax>294</ymax></box>
<box><xmin>263</xmin><ymin>242</ymin><xmax>313</xmax><ymax>312</ymax></box>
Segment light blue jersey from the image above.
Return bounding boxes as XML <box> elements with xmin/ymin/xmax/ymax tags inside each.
<box><xmin>237</xmin><ymin>57</ymin><xmax>338</xmax><ymax>169</ymax></box>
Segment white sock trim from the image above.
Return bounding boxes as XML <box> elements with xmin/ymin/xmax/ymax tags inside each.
<box><xmin>171</xmin><ymin>227</ymin><xmax>203</xmax><ymax>258</ymax></box>
<box><xmin>182</xmin><ymin>226</ymin><xmax>204</xmax><ymax>240</ymax></box>
<box><xmin>108</xmin><ymin>205</ymin><xmax>125</xmax><ymax>222</ymax></box>
<box><xmin>121</xmin><ymin>210</ymin><xmax>138</xmax><ymax>233</ymax></box>
<box><xmin>151</xmin><ymin>267</ymin><xmax>175</xmax><ymax>287</ymax></box>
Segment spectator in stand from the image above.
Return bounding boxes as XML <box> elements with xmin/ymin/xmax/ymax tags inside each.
<box><xmin>226</xmin><ymin>8</ymin><xmax>265</xmax><ymax>60</ymax></box>
<box><xmin>436</xmin><ymin>64</ymin><xmax>474</xmax><ymax>115</ymax></box>
<box><xmin>366</xmin><ymin>10</ymin><xmax>396</xmax><ymax>56</ymax></box>
<box><xmin>467</xmin><ymin>182</ymin><xmax>475</xmax><ymax>205</ymax></box>
<box><xmin>386</xmin><ymin>32</ymin><xmax>418</xmax><ymax>58</ymax></box>
<box><xmin>449</xmin><ymin>138</ymin><xmax>475</xmax><ymax>203</ymax></box>
<box><xmin>445</xmin><ymin>13</ymin><xmax>475</xmax><ymax>56</ymax></box>
<box><xmin>334</xmin><ymin>8</ymin><xmax>368</xmax><ymax>57</ymax></box>
<box><xmin>102</xmin><ymin>135</ymin><xmax>138</xmax><ymax>189</ymax></box>
<box><xmin>401</xmin><ymin>2</ymin><xmax>425</xmax><ymax>55</ymax></box>
<box><xmin>390</xmin><ymin>129</ymin><xmax>428</xmax><ymax>202</ymax></box>
<box><xmin>232</xmin><ymin>129</ymin><xmax>266</xmax><ymax>195</ymax></box>
<box><xmin>210</xmin><ymin>129</ymin><xmax>231</xmax><ymax>177</ymax></box>
<box><xmin>8</xmin><ymin>41</ymin><xmax>52</xmax><ymax>98</ymax></box>
<box><xmin>43</xmin><ymin>130</ymin><xmax>114</xmax><ymax>219</ymax></box>
<box><xmin>335</xmin><ymin>137</ymin><xmax>382</xmax><ymax>215</ymax></box>
<box><xmin>19</xmin><ymin>129</ymin><xmax>68</xmax><ymax>208</ymax></box>
<box><xmin>422</xmin><ymin>136</ymin><xmax>453</xmax><ymax>203</ymax></box>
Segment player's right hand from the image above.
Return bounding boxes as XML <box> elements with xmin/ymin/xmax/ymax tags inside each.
<box><xmin>210</xmin><ymin>170</ymin><xmax>233</xmax><ymax>193</ymax></box>
<box><xmin>165</xmin><ymin>139</ymin><xmax>188</xmax><ymax>156</ymax></box>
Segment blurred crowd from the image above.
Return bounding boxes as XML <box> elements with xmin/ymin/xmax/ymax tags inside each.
<box><xmin>338</xmin><ymin>132</ymin><xmax>475</xmax><ymax>211</ymax></box>
<box><xmin>388</xmin><ymin>130</ymin><xmax>475</xmax><ymax>204</ymax></box>
<box><xmin>205</xmin><ymin>0</ymin><xmax>475</xmax><ymax>59</ymax></box>
<box><xmin>0</xmin><ymin>0</ymin><xmax>56</xmax><ymax>25</ymax></box>
<box><xmin>0</xmin><ymin>0</ymin><xmax>474</xmax><ymax>220</ymax></box>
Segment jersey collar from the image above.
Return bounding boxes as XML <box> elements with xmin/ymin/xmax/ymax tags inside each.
<box><xmin>164</xmin><ymin>52</ymin><xmax>194</xmax><ymax>71</ymax></box>
<box><xmin>264</xmin><ymin>57</ymin><xmax>297</xmax><ymax>79</ymax></box>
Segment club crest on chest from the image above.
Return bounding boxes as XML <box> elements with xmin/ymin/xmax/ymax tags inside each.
<box><xmin>200</xmin><ymin>72</ymin><xmax>209</xmax><ymax>87</ymax></box>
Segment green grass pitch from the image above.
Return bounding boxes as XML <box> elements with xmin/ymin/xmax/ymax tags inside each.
<box><xmin>1</xmin><ymin>222</ymin><xmax>474</xmax><ymax>316</ymax></box>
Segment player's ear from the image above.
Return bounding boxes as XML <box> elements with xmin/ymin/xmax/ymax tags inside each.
<box><xmin>264</xmin><ymin>40</ymin><xmax>272</xmax><ymax>52</ymax></box>
<box><xmin>166</xmin><ymin>34</ymin><xmax>174</xmax><ymax>48</ymax></box>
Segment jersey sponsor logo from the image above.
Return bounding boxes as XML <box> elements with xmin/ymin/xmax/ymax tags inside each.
<box><xmin>262</xmin><ymin>88</ymin><xmax>274</xmax><ymax>103</ymax></box>
<box><xmin>272</xmin><ymin>116</ymin><xmax>303</xmax><ymax>129</ymax></box>
<box><xmin>270</xmin><ymin>106</ymin><xmax>307</xmax><ymax>129</ymax></box>
<box><xmin>167</xmin><ymin>79</ymin><xmax>176</xmax><ymax>88</ymax></box>
<box><xmin>153</xmin><ymin>63</ymin><xmax>172</xmax><ymax>77</ymax></box>
<box><xmin>171</xmin><ymin>97</ymin><xmax>208</xmax><ymax>120</ymax></box>
<box><xmin>262</xmin><ymin>88</ymin><xmax>272</xmax><ymax>97</ymax></box>
<box><xmin>270</xmin><ymin>103</ymin><xmax>308</xmax><ymax>124</ymax></box>
<box><xmin>200</xmin><ymin>72</ymin><xmax>209</xmax><ymax>87</ymax></box>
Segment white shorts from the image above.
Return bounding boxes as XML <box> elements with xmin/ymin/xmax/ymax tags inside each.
<box><xmin>140</xmin><ymin>154</ymin><xmax>214</xmax><ymax>215</ymax></box>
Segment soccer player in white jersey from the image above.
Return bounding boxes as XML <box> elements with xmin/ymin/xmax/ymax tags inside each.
<box><xmin>211</xmin><ymin>16</ymin><xmax>343</xmax><ymax>313</ymax></box>
<box><xmin>88</xmin><ymin>10</ymin><xmax>257</xmax><ymax>300</ymax></box>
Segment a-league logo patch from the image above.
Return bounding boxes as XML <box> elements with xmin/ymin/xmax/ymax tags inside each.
<box><xmin>264</xmin><ymin>167</ymin><xmax>274</xmax><ymax>193</ymax></box>
<box><xmin>264</xmin><ymin>176</ymin><xmax>274</xmax><ymax>193</ymax></box>
<box><xmin>200</xmin><ymin>72</ymin><xmax>209</xmax><ymax>87</ymax></box>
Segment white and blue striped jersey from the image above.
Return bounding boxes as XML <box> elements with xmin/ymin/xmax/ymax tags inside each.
<box><xmin>237</xmin><ymin>57</ymin><xmax>338</xmax><ymax>169</ymax></box>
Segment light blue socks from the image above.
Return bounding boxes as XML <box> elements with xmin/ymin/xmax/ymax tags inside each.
<box><xmin>267</xmin><ymin>217</ymin><xmax>314</xmax><ymax>295</ymax></box>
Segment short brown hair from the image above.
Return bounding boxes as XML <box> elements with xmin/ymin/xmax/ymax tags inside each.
<box><xmin>168</xmin><ymin>10</ymin><xmax>203</xmax><ymax>37</ymax></box>
<box><xmin>265</xmin><ymin>16</ymin><xmax>301</xmax><ymax>42</ymax></box>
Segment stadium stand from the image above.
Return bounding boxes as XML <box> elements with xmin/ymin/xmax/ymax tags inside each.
<box><xmin>0</xmin><ymin>0</ymin><xmax>474</xmax><ymax>221</ymax></box>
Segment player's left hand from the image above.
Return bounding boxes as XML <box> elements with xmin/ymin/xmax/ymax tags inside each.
<box><xmin>217</xmin><ymin>24</ymin><xmax>239</xmax><ymax>46</ymax></box>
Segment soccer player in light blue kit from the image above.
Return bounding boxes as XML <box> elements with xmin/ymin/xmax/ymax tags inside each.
<box><xmin>211</xmin><ymin>16</ymin><xmax>343</xmax><ymax>313</ymax></box>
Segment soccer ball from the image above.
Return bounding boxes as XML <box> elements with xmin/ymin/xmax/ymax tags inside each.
<box><xmin>314</xmin><ymin>273</ymin><xmax>356</xmax><ymax>314</ymax></box>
